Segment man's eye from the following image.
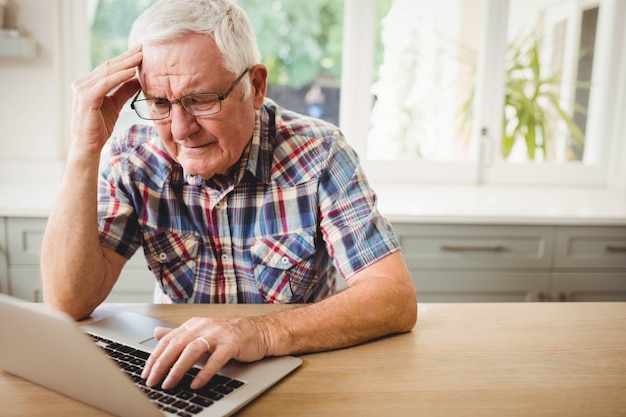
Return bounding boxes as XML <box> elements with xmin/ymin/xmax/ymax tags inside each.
<box><xmin>152</xmin><ymin>99</ymin><xmax>170</xmax><ymax>108</ymax></box>
<box><xmin>189</xmin><ymin>95</ymin><xmax>218</xmax><ymax>104</ymax></box>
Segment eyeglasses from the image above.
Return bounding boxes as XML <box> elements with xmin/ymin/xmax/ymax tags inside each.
<box><xmin>130</xmin><ymin>68</ymin><xmax>250</xmax><ymax>120</ymax></box>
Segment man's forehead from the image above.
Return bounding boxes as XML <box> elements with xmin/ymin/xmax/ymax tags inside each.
<box><xmin>139</xmin><ymin>37</ymin><xmax>228</xmax><ymax>95</ymax></box>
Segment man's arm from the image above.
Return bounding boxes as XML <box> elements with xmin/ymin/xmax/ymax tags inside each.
<box><xmin>40</xmin><ymin>156</ymin><xmax>128</xmax><ymax>319</ymax></box>
<box><xmin>262</xmin><ymin>251</ymin><xmax>417</xmax><ymax>355</ymax></box>
<box><xmin>142</xmin><ymin>251</ymin><xmax>417</xmax><ymax>390</ymax></box>
<box><xmin>41</xmin><ymin>46</ymin><xmax>143</xmax><ymax>319</ymax></box>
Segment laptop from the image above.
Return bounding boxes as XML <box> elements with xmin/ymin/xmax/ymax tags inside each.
<box><xmin>0</xmin><ymin>293</ymin><xmax>302</xmax><ymax>417</ymax></box>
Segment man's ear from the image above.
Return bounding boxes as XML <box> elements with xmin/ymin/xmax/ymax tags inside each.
<box><xmin>249</xmin><ymin>64</ymin><xmax>268</xmax><ymax>109</ymax></box>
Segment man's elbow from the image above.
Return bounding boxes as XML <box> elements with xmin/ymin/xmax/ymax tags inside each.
<box><xmin>397</xmin><ymin>287</ymin><xmax>418</xmax><ymax>333</ymax></box>
<box><xmin>42</xmin><ymin>283</ymin><xmax>95</xmax><ymax>321</ymax></box>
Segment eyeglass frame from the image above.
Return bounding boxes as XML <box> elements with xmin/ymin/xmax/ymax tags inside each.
<box><xmin>130</xmin><ymin>68</ymin><xmax>251</xmax><ymax>120</ymax></box>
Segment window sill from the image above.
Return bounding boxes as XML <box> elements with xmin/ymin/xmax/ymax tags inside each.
<box><xmin>372</xmin><ymin>182</ymin><xmax>626</xmax><ymax>226</ymax></box>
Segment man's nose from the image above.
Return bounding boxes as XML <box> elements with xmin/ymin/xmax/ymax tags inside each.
<box><xmin>170</xmin><ymin>103</ymin><xmax>200</xmax><ymax>138</ymax></box>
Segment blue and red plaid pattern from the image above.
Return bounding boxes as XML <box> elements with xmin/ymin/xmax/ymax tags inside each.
<box><xmin>98</xmin><ymin>99</ymin><xmax>400</xmax><ymax>304</ymax></box>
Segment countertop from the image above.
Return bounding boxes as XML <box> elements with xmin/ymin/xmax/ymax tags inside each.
<box><xmin>2</xmin><ymin>302</ymin><xmax>626</xmax><ymax>417</ymax></box>
<box><xmin>373</xmin><ymin>182</ymin><xmax>626</xmax><ymax>225</ymax></box>
<box><xmin>1</xmin><ymin>162</ymin><xmax>625</xmax><ymax>225</ymax></box>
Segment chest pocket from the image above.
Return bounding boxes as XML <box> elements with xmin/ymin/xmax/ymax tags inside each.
<box><xmin>251</xmin><ymin>231</ymin><xmax>317</xmax><ymax>303</ymax></box>
<box><xmin>142</xmin><ymin>229</ymin><xmax>200</xmax><ymax>303</ymax></box>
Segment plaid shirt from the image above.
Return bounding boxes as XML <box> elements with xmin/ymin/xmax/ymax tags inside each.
<box><xmin>98</xmin><ymin>99</ymin><xmax>400</xmax><ymax>304</ymax></box>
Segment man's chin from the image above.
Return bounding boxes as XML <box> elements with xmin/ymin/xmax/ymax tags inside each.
<box><xmin>179</xmin><ymin>162</ymin><xmax>219</xmax><ymax>180</ymax></box>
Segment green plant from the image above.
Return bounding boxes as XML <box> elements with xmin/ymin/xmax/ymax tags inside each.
<box><xmin>461</xmin><ymin>31</ymin><xmax>588</xmax><ymax>161</ymax></box>
<box><xmin>502</xmin><ymin>33</ymin><xmax>586</xmax><ymax>160</ymax></box>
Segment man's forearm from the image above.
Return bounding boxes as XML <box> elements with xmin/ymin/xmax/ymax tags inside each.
<box><xmin>40</xmin><ymin>153</ymin><xmax>115</xmax><ymax>319</ymax></box>
<box><xmin>262</xmin><ymin>254</ymin><xmax>418</xmax><ymax>356</ymax></box>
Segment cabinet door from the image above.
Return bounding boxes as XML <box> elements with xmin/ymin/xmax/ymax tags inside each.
<box><xmin>395</xmin><ymin>224</ymin><xmax>554</xmax><ymax>269</ymax></box>
<box><xmin>555</xmin><ymin>226</ymin><xmax>626</xmax><ymax>269</ymax></box>
<box><xmin>105</xmin><ymin>249</ymin><xmax>156</xmax><ymax>303</ymax></box>
<box><xmin>409</xmin><ymin>269</ymin><xmax>551</xmax><ymax>302</ymax></box>
<box><xmin>6</xmin><ymin>218</ymin><xmax>47</xmax><ymax>301</ymax></box>
<box><xmin>6</xmin><ymin>217</ymin><xmax>47</xmax><ymax>265</ymax></box>
<box><xmin>6</xmin><ymin>217</ymin><xmax>155</xmax><ymax>302</ymax></box>
<box><xmin>395</xmin><ymin>223</ymin><xmax>554</xmax><ymax>303</ymax></box>
<box><xmin>8</xmin><ymin>267</ymin><xmax>43</xmax><ymax>302</ymax></box>
<box><xmin>552</xmin><ymin>272</ymin><xmax>626</xmax><ymax>302</ymax></box>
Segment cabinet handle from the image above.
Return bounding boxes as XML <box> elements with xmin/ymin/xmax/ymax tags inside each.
<box><xmin>606</xmin><ymin>245</ymin><xmax>626</xmax><ymax>253</ymax></box>
<box><xmin>440</xmin><ymin>245</ymin><xmax>506</xmax><ymax>252</ymax></box>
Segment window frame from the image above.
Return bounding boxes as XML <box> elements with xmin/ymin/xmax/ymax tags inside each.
<box><xmin>67</xmin><ymin>0</ymin><xmax>626</xmax><ymax>189</ymax></box>
<box><xmin>341</xmin><ymin>0</ymin><xmax>626</xmax><ymax>188</ymax></box>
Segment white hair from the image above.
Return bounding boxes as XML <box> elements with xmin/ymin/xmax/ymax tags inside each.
<box><xmin>128</xmin><ymin>0</ymin><xmax>260</xmax><ymax>94</ymax></box>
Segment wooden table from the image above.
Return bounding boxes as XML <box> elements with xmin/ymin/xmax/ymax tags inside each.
<box><xmin>1</xmin><ymin>302</ymin><xmax>625</xmax><ymax>416</ymax></box>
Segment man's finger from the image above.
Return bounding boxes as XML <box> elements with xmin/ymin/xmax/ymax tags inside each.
<box><xmin>190</xmin><ymin>347</ymin><xmax>233</xmax><ymax>390</ymax></box>
<box><xmin>161</xmin><ymin>339</ymin><xmax>211</xmax><ymax>390</ymax></box>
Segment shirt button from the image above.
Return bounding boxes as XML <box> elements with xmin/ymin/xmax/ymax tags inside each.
<box><xmin>221</xmin><ymin>254</ymin><xmax>230</xmax><ymax>261</ymax></box>
<box><xmin>281</xmin><ymin>256</ymin><xmax>290</xmax><ymax>265</ymax></box>
<box><xmin>158</xmin><ymin>253</ymin><xmax>168</xmax><ymax>261</ymax></box>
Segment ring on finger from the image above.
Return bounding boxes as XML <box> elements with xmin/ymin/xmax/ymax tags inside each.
<box><xmin>195</xmin><ymin>336</ymin><xmax>211</xmax><ymax>352</ymax></box>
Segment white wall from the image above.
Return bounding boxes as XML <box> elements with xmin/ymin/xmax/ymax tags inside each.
<box><xmin>0</xmin><ymin>0</ymin><xmax>69</xmax><ymax>162</ymax></box>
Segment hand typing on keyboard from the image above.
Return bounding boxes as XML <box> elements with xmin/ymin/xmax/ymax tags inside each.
<box><xmin>142</xmin><ymin>315</ymin><xmax>277</xmax><ymax>390</ymax></box>
<box><xmin>91</xmin><ymin>334</ymin><xmax>246</xmax><ymax>415</ymax></box>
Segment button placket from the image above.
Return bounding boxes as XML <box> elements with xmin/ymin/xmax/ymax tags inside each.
<box><xmin>213</xmin><ymin>198</ymin><xmax>238</xmax><ymax>303</ymax></box>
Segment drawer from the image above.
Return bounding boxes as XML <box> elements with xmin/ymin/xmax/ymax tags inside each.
<box><xmin>8</xmin><ymin>267</ymin><xmax>43</xmax><ymax>302</ymax></box>
<box><xmin>107</xmin><ymin>263</ymin><xmax>156</xmax><ymax>303</ymax></box>
<box><xmin>552</xmin><ymin>272</ymin><xmax>626</xmax><ymax>301</ymax></box>
<box><xmin>408</xmin><ymin>269</ymin><xmax>550</xmax><ymax>302</ymax></box>
<box><xmin>555</xmin><ymin>226</ymin><xmax>626</xmax><ymax>269</ymax></box>
<box><xmin>6</xmin><ymin>217</ymin><xmax>47</xmax><ymax>265</ymax></box>
<box><xmin>394</xmin><ymin>224</ymin><xmax>554</xmax><ymax>269</ymax></box>
<box><xmin>7</xmin><ymin>216</ymin><xmax>150</xmax><ymax>266</ymax></box>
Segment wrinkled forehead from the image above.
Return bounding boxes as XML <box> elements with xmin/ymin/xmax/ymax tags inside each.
<box><xmin>138</xmin><ymin>34</ymin><xmax>230</xmax><ymax>95</ymax></box>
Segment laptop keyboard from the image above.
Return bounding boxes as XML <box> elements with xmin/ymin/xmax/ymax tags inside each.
<box><xmin>88</xmin><ymin>333</ymin><xmax>246</xmax><ymax>416</ymax></box>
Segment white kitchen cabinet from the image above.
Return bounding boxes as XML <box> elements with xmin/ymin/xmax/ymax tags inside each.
<box><xmin>554</xmin><ymin>226</ymin><xmax>626</xmax><ymax>269</ymax></box>
<box><xmin>395</xmin><ymin>224</ymin><xmax>554</xmax><ymax>302</ymax></box>
<box><xmin>4</xmin><ymin>217</ymin><xmax>154</xmax><ymax>302</ymax></box>
<box><xmin>106</xmin><ymin>248</ymin><xmax>154</xmax><ymax>303</ymax></box>
<box><xmin>407</xmin><ymin>270</ymin><xmax>551</xmax><ymax>302</ymax></box>
<box><xmin>394</xmin><ymin>223</ymin><xmax>626</xmax><ymax>302</ymax></box>
<box><xmin>551</xmin><ymin>272</ymin><xmax>626</xmax><ymax>301</ymax></box>
<box><xmin>1</xmin><ymin>217</ymin><xmax>625</xmax><ymax>303</ymax></box>
<box><xmin>551</xmin><ymin>226</ymin><xmax>626</xmax><ymax>301</ymax></box>
<box><xmin>6</xmin><ymin>217</ymin><xmax>46</xmax><ymax>301</ymax></box>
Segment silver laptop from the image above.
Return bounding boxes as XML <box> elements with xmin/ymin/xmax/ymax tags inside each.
<box><xmin>0</xmin><ymin>293</ymin><xmax>302</xmax><ymax>417</ymax></box>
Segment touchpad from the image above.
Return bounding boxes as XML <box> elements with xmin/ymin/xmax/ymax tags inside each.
<box><xmin>139</xmin><ymin>336</ymin><xmax>159</xmax><ymax>348</ymax></box>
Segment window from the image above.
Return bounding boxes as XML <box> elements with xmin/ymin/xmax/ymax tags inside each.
<box><xmin>88</xmin><ymin>0</ymin><xmax>349</xmax><ymax>135</ymax></box>
<box><xmin>343</xmin><ymin>0</ymin><xmax>625</xmax><ymax>187</ymax></box>
<box><xmin>81</xmin><ymin>0</ymin><xmax>625</xmax><ymax>188</ymax></box>
<box><xmin>237</xmin><ymin>0</ymin><xmax>347</xmax><ymax>127</ymax></box>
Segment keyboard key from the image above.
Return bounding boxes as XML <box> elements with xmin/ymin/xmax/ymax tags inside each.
<box><xmin>177</xmin><ymin>391</ymin><xmax>194</xmax><ymax>401</ymax></box>
<box><xmin>214</xmin><ymin>385</ymin><xmax>234</xmax><ymax>395</ymax></box>
<box><xmin>130</xmin><ymin>350</ymin><xmax>150</xmax><ymax>360</ymax></box>
<box><xmin>185</xmin><ymin>405</ymin><xmax>204</xmax><ymax>415</ymax></box>
<box><xmin>87</xmin><ymin>332</ymin><xmax>247</xmax><ymax>413</ymax></box>
<box><xmin>172</xmin><ymin>400</ymin><xmax>190</xmax><ymax>410</ymax></box>
<box><xmin>190</xmin><ymin>396</ymin><xmax>214</xmax><ymax>407</ymax></box>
